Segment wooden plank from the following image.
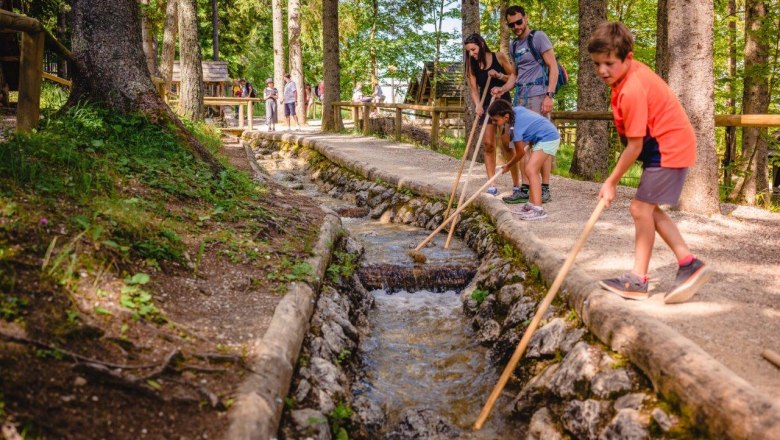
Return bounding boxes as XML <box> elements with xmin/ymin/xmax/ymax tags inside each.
<box><xmin>17</xmin><ymin>31</ymin><xmax>44</xmax><ymax>133</ymax></box>
<box><xmin>42</xmin><ymin>72</ymin><xmax>71</xmax><ymax>88</ymax></box>
<box><xmin>0</xmin><ymin>10</ymin><xmax>42</xmax><ymax>33</ymax></box>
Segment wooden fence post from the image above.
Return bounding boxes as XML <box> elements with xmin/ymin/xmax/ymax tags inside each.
<box><xmin>18</xmin><ymin>31</ymin><xmax>45</xmax><ymax>133</ymax></box>
<box><xmin>395</xmin><ymin>107</ymin><xmax>402</xmax><ymax>141</ymax></box>
<box><xmin>238</xmin><ymin>103</ymin><xmax>245</xmax><ymax>128</ymax></box>
<box><xmin>431</xmin><ymin>109</ymin><xmax>440</xmax><ymax>147</ymax></box>
<box><xmin>352</xmin><ymin>106</ymin><xmax>358</xmax><ymax>128</ymax></box>
<box><xmin>248</xmin><ymin>101</ymin><xmax>253</xmax><ymax>131</ymax></box>
<box><xmin>362</xmin><ymin>103</ymin><xmax>370</xmax><ymax>135</ymax></box>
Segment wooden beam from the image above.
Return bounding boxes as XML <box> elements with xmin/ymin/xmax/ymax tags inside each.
<box><xmin>42</xmin><ymin>72</ymin><xmax>72</xmax><ymax>88</ymax></box>
<box><xmin>715</xmin><ymin>114</ymin><xmax>780</xmax><ymax>128</ymax></box>
<box><xmin>0</xmin><ymin>10</ymin><xmax>42</xmax><ymax>33</ymax></box>
<box><xmin>43</xmin><ymin>28</ymin><xmax>73</xmax><ymax>61</ymax></box>
<box><xmin>17</xmin><ymin>31</ymin><xmax>45</xmax><ymax>133</ymax></box>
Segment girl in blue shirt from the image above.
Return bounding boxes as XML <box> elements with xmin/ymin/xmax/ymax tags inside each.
<box><xmin>488</xmin><ymin>99</ymin><xmax>560</xmax><ymax>220</ymax></box>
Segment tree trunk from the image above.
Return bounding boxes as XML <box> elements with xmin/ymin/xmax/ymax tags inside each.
<box><xmin>321</xmin><ymin>0</ymin><xmax>342</xmax><ymax>131</ymax></box>
<box><xmin>288</xmin><ymin>0</ymin><xmax>304</xmax><ymax>124</ymax></box>
<box><xmin>723</xmin><ymin>0</ymin><xmax>737</xmax><ymax>186</ymax></box>
<box><xmin>570</xmin><ymin>0</ymin><xmax>609</xmax><ymax>181</ymax></box>
<box><xmin>161</xmin><ymin>0</ymin><xmax>178</xmax><ymax>93</ymax></box>
<box><xmin>431</xmin><ymin>0</ymin><xmax>445</xmax><ymax>107</ymax></box>
<box><xmin>499</xmin><ymin>0</ymin><xmax>509</xmax><ymax>55</ymax></box>
<box><xmin>139</xmin><ymin>0</ymin><xmax>158</xmax><ymax>77</ymax></box>
<box><xmin>462</xmin><ymin>0</ymin><xmax>479</xmax><ymax>158</ymax></box>
<box><xmin>370</xmin><ymin>0</ymin><xmax>378</xmax><ymax>87</ymax></box>
<box><xmin>272</xmin><ymin>0</ymin><xmax>285</xmax><ymax>97</ymax></box>
<box><xmin>655</xmin><ymin>0</ymin><xmax>669</xmax><ymax>80</ymax></box>
<box><xmin>68</xmin><ymin>0</ymin><xmax>222</xmax><ymax>175</ymax></box>
<box><xmin>667</xmin><ymin>0</ymin><xmax>719</xmax><ymax>214</ymax></box>
<box><xmin>729</xmin><ymin>0</ymin><xmax>771</xmax><ymax>204</ymax></box>
<box><xmin>211</xmin><ymin>0</ymin><xmax>219</xmax><ymax>61</ymax></box>
<box><xmin>177</xmin><ymin>0</ymin><xmax>204</xmax><ymax>120</ymax></box>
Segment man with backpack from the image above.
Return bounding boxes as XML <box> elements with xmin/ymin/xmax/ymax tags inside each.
<box><xmin>503</xmin><ymin>5</ymin><xmax>567</xmax><ymax>204</ymax></box>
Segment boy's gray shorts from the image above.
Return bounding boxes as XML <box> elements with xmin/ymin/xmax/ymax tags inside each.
<box><xmin>635</xmin><ymin>167</ymin><xmax>688</xmax><ymax>205</ymax></box>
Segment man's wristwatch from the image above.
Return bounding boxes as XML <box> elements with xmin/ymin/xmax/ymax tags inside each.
<box><xmin>545</xmin><ymin>92</ymin><xmax>555</xmax><ymax>98</ymax></box>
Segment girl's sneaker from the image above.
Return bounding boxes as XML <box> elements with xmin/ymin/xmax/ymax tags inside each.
<box><xmin>519</xmin><ymin>205</ymin><xmax>547</xmax><ymax>221</ymax></box>
<box><xmin>664</xmin><ymin>258</ymin><xmax>711</xmax><ymax>304</ymax></box>
<box><xmin>486</xmin><ymin>186</ymin><xmax>498</xmax><ymax>196</ymax></box>
<box><xmin>511</xmin><ymin>203</ymin><xmax>534</xmax><ymax>216</ymax></box>
<box><xmin>599</xmin><ymin>272</ymin><xmax>649</xmax><ymax>300</ymax></box>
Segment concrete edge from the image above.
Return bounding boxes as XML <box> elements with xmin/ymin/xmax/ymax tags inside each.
<box><xmin>249</xmin><ymin>132</ymin><xmax>780</xmax><ymax>439</ymax></box>
<box><xmin>227</xmin><ymin>137</ymin><xmax>343</xmax><ymax>439</ymax></box>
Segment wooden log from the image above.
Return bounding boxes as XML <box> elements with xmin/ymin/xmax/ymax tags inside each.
<box><xmin>17</xmin><ymin>31</ymin><xmax>45</xmax><ymax>133</ymax></box>
<box><xmin>431</xmin><ymin>110</ymin><xmax>440</xmax><ymax>146</ymax></box>
<box><xmin>715</xmin><ymin>114</ymin><xmax>780</xmax><ymax>128</ymax></box>
<box><xmin>0</xmin><ymin>10</ymin><xmax>42</xmax><ymax>33</ymax></box>
<box><xmin>42</xmin><ymin>72</ymin><xmax>72</xmax><ymax>88</ymax></box>
<box><xmin>395</xmin><ymin>107</ymin><xmax>402</xmax><ymax>141</ymax></box>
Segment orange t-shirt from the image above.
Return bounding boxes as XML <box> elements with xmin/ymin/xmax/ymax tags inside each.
<box><xmin>611</xmin><ymin>60</ymin><xmax>697</xmax><ymax>168</ymax></box>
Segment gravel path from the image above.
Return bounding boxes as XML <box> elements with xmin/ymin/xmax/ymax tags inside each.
<box><xmin>280</xmin><ymin>130</ymin><xmax>780</xmax><ymax>404</ymax></box>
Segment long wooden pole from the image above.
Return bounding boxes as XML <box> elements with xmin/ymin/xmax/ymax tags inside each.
<box><xmin>412</xmin><ymin>171</ymin><xmax>505</xmax><ymax>252</ymax></box>
<box><xmin>444</xmin><ymin>95</ymin><xmax>496</xmax><ymax>249</ymax></box>
<box><xmin>442</xmin><ymin>84</ymin><xmax>491</xmax><ymax>221</ymax></box>
<box><xmin>763</xmin><ymin>349</ymin><xmax>780</xmax><ymax>369</ymax></box>
<box><xmin>473</xmin><ymin>198</ymin><xmax>607</xmax><ymax>430</ymax></box>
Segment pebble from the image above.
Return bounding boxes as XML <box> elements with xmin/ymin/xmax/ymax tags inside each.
<box><xmin>91</xmin><ymin>396</ymin><xmax>99</xmax><ymax>402</ymax></box>
<box><xmin>74</xmin><ymin>377</ymin><xmax>87</xmax><ymax>387</ymax></box>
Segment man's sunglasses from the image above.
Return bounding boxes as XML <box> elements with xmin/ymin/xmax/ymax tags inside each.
<box><xmin>507</xmin><ymin>18</ymin><xmax>524</xmax><ymax>28</ymax></box>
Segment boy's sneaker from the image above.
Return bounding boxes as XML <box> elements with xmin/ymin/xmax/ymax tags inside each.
<box><xmin>502</xmin><ymin>186</ymin><xmax>529</xmax><ymax>204</ymax></box>
<box><xmin>486</xmin><ymin>186</ymin><xmax>498</xmax><ymax>196</ymax></box>
<box><xmin>511</xmin><ymin>202</ymin><xmax>534</xmax><ymax>216</ymax></box>
<box><xmin>664</xmin><ymin>258</ymin><xmax>712</xmax><ymax>304</ymax></box>
<box><xmin>519</xmin><ymin>205</ymin><xmax>547</xmax><ymax>221</ymax></box>
<box><xmin>599</xmin><ymin>272</ymin><xmax>649</xmax><ymax>300</ymax></box>
<box><xmin>541</xmin><ymin>186</ymin><xmax>551</xmax><ymax>203</ymax></box>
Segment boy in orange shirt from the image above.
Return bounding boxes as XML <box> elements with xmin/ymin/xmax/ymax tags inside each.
<box><xmin>588</xmin><ymin>22</ymin><xmax>711</xmax><ymax>304</ymax></box>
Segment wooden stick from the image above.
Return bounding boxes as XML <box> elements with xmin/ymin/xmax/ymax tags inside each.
<box><xmin>442</xmin><ymin>85</ymin><xmax>491</xmax><ymax>221</ymax></box>
<box><xmin>444</xmin><ymin>95</ymin><xmax>497</xmax><ymax>249</ymax></box>
<box><xmin>473</xmin><ymin>198</ymin><xmax>607</xmax><ymax>431</ymax></box>
<box><xmin>762</xmin><ymin>349</ymin><xmax>780</xmax><ymax>369</ymax></box>
<box><xmin>412</xmin><ymin>171</ymin><xmax>505</xmax><ymax>252</ymax></box>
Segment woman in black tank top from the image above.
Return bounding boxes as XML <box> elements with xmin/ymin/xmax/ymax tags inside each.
<box><xmin>464</xmin><ymin>33</ymin><xmax>521</xmax><ymax>196</ymax></box>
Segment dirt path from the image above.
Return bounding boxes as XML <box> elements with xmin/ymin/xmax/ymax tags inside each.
<box><xmin>281</xmin><ymin>130</ymin><xmax>780</xmax><ymax>403</ymax></box>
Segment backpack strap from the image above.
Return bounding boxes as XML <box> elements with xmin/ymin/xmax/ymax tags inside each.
<box><xmin>526</xmin><ymin>30</ymin><xmax>544</xmax><ymax>66</ymax></box>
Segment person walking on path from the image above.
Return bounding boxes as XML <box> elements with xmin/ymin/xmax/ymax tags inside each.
<box><xmin>588</xmin><ymin>22</ymin><xmax>712</xmax><ymax>304</ymax></box>
<box><xmin>283</xmin><ymin>73</ymin><xmax>301</xmax><ymax>131</ymax></box>
<box><xmin>488</xmin><ymin>99</ymin><xmax>560</xmax><ymax>221</ymax></box>
<box><xmin>506</xmin><ymin>5</ymin><xmax>558</xmax><ymax>204</ymax></box>
<box><xmin>264</xmin><ymin>78</ymin><xmax>278</xmax><ymax>132</ymax></box>
<box><xmin>463</xmin><ymin>33</ymin><xmax>519</xmax><ymax>199</ymax></box>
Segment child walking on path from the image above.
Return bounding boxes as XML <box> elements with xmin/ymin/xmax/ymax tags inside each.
<box><xmin>487</xmin><ymin>99</ymin><xmax>560</xmax><ymax>221</ymax></box>
<box><xmin>588</xmin><ymin>22</ymin><xmax>712</xmax><ymax>304</ymax></box>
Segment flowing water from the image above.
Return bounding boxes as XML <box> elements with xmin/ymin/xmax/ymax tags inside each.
<box><xmin>260</xmin><ymin>148</ymin><xmax>522</xmax><ymax>438</ymax></box>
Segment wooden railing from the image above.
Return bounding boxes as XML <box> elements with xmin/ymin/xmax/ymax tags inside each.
<box><xmin>550</xmin><ymin>111</ymin><xmax>780</xmax><ymax>128</ymax></box>
<box><xmin>333</xmin><ymin>101</ymin><xmax>464</xmax><ymax>145</ymax></box>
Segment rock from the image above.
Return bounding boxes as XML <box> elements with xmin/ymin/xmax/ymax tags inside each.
<box><xmin>295</xmin><ymin>379</ymin><xmax>312</xmax><ymax>403</ymax></box>
<box><xmin>561</xmin><ymin>399</ymin><xmax>608</xmax><ymax>440</ymax></box>
<box><xmin>651</xmin><ymin>408</ymin><xmax>678</xmax><ymax>432</ymax></box>
<box><xmin>548</xmin><ymin>342</ymin><xmax>603</xmax><ymax>399</ymax></box>
<box><xmin>476</xmin><ymin>319</ymin><xmax>501</xmax><ymax>345</ymax></box>
<box><xmin>526</xmin><ymin>407</ymin><xmax>563</xmax><ymax>440</ymax></box>
<box><xmin>527</xmin><ymin>318</ymin><xmax>568</xmax><ymax>358</ymax></box>
<box><xmin>463</xmin><ymin>298</ymin><xmax>479</xmax><ymax>316</ymax></box>
<box><xmin>614</xmin><ymin>393</ymin><xmax>646</xmax><ymax>411</ymax></box>
<box><xmin>321</xmin><ymin>321</ymin><xmax>350</xmax><ymax>358</ymax></box>
<box><xmin>600</xmin><ymin>409</ymin><xmax>648</xmax><ymax>440</ymax></box>
<box><xmin>384</xmin><ymin>408</ymin><xmax>460</xmax><ymax>439</ymax></box>
<box><xmin>473</xmin><ymin>295</ymin><xmax>497</xmax><ymax>329</ymax></box>
<box><xmin>591</xmin><ymin>368</ymin><xmax>634</xmax><ymax>399</ymax></box>
<box><xmin>503</xmin><ymin>297</ymin><xmax>536</xmax><ymax>329</ymax></box>
<box><xmin>512</xmin><ymin>363</ymin><xmax>560</xmax><ymax>415</ymax></box>
<box><xmin>560</xmin><ymin>327</ymin><xmax>586</xmax><ymax>353</ymax></box>
<box><xmin>351</xmin><ymin>395</ymin><xmax>385</xmax><ymax>436</ymax></box>
<box><xmin>474</xmin><ymin>258</ymin><xmax>513</xmax><ymax>291</ymax></box>
<box><xmin>317</xmin><ymin>389</ymin><xmax>336</xmax><ymax>415</ymax></box>
<box><xmin>309</xmin><ymin>357</ymin><xmax>345</xmax><ymax>397</ymax></box>
<box><xmin>73</xmin><ymin>377</ymin><xmax>87</xmax><ymax>387</ymax></box>
<box><xmin>290</xmin><ymin>408</ymin><xmax>331</xmax><ymax>440</ymax></box>
<box><xmin>497</xmin><ymin>283</ymin><xmax>525</xmax><ymax>308</ymax></box>
<box><xmin>488</xmin><ymin>327</ymin><xmax>520</xmax><ymax>364</ymax></box>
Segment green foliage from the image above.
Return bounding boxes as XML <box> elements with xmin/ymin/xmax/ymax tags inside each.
<box><xmin>119</xmin><ymin>273</ymin><xmax>164</xmax><ymax>322</ymax></box>
<box><xmin>40</xmin><ymin>82</ymin><xmax>69</xmax><ymax>111</ymax></box>
<box><xmin>0</xmin><ymin>294</ymin><xmax>28</xmax><ymax>322</ymax></box>
<box><xmin>268</xmin><ymin>258</ymin><xmax>315</xmax><ymax>283</ymax></box>
<box><xmin>329</xmin><ymin>401</ymin><xmax>353</xmax><ymax>439</ymax></box>
<box><xmin>326</xmin><ymin>251</ymin><xmax>358</xmax><ymax>283</ymax></box>
<box><xmin>470</xmin><ymin>288</ymin><xmax>489</xmax><ymax>304</ymax></box>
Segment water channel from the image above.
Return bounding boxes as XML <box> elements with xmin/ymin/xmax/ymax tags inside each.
<box><xmin>260</xmin><ymin>149</ymin><xmax>523</xmax><ymax>437</ymax></box>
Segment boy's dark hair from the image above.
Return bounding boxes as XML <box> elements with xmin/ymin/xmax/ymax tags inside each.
<box><xmin>487</xmin><ymin>99</ymin><xmax>514</xmax><ymax>125</ymax></box>
<box><xmin>587</xmin><ymin>21</ymin><xmax>634</xmax><ymax>61</ymax></box>
<box><xmin>505</xmin><ymin>5</ymin><xmax>526</xmax><ymax>20</ymax></box>
<box><xmin>463</xmin><ymin>34</ymin><xmax>493</xmax><ymax>79</ymax></box>
<box><xmin>284</xmin><ymin>73</ymin><xmax>291</xmax><ymax>79</ymax></box>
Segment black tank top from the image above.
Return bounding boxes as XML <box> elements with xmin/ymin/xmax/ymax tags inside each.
<box><xmin>474</xmin><ymin>53</ymin><xmax>512</xmax><ymax>106</ymax></box>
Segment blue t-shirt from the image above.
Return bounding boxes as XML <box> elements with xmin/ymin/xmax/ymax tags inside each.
<box><xmin>512</xmin><ymin>106</ymin><xmax>560</xmax><ymax>144</ymax></box>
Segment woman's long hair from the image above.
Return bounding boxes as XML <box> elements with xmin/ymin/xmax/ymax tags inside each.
<box><xmin>463</xmin><ymin>33</ymin><xmax>492</xmax><ymax>79</ymax></box>
<box><xmin>488</xmin><ymin>99</ymin><xmax>515</xmax><ymax>125</ymax></box>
